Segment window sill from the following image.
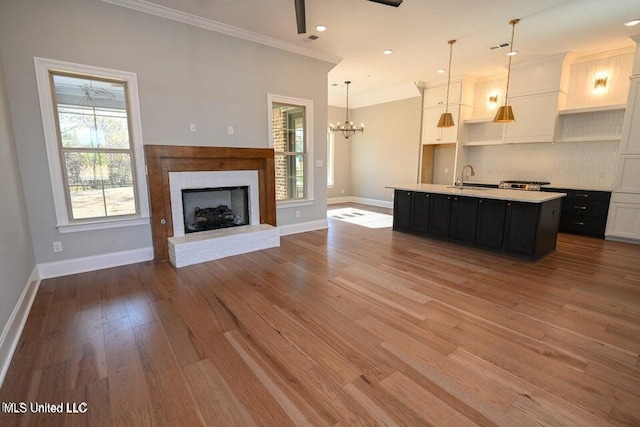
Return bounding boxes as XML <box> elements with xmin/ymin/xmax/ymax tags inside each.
<box><xmin>57</xmin><ymin>217</ymin><xmax>150</xmax><ymax>234</ymax></box>
<box><xmin>327</xmin><ymin>185</ymin><xmax>335</xmax><ymax>189</ymax></box>
<box><xmin>276</xmin><ymin>199</ymin><xmax>315</xmax><ymax>208</ymax></box>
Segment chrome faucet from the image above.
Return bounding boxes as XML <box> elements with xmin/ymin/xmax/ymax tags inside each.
<box><xmin>459</xmin><ymin>164</ymin><xmax>475</xmax><ymax>189</ymax></box>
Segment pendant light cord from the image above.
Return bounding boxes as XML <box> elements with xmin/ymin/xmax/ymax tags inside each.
<box><xmin>444</xmin><ymin>40</ymin><xmax>455</xmax><ymax>114</ymax></box>
<box><xmin>504</xmin><ymin>19</ymin><xmax>519</xmax><ymax>106</ymax></box>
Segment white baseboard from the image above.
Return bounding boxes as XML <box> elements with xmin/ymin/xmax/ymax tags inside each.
<box><xmin>279</xmin><ymin>219</ymin><xmax>328</xmax><ymax>236</ymax></box>
<box><xmin>348</xmin><ymin>197</ymin><xmax>394</xmax><ymax>209</ymax></box>
<box><xmin>327</xmin><ymin>196</ymin><xmax>393</xmax><ymax>209</ymax></box>
<box><xmin>605</xmin><ymin>235</ymin><xmax>640</xmax><ymax>245</ymax></box>
<box><xmin>38</xmin><ymin>247</ymin><xmax>154</xmax><ymax>279</ymax></box>
<box><xmin>327</xmin><ymin>197</ymin><xmax>351</xmax><ymax>204</ymax></box>
<box><xmin>0</xmin><ymin>267</ymin><xmax>40</xmax><ymax>388</ymax></box>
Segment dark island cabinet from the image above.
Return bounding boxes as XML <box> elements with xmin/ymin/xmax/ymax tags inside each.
<box><xmin>429</xmin><ymin>194</ymin><xmax>452</xmax><ymax>237</ymax></box>
<box><xmin>475</xmin><ymin>199</ymin><xmax>507</xmax><ymax>249</ymax></box>
<box><xmin>450</xmin><ymin>196</ymin><xmax>479</xmax><ymax>243</ymax></box>
<box><xmin>411</xmin><ymin>192</ymin><xmax>431</xmax><ymax>233</ymax></box>
<box><xmin>393</xmin><ymin>190</ymin><xmax>413</xmax><ymax>230</ymax></box>
<box><xmin>392</xmin><ymin>189</ymin><xmax>562</xmax><ymax>260</ymax></box>
<box><xmin>503</xmin><ymin>202</ymin><xmax>540</xmax><ymax>256</ymax></box>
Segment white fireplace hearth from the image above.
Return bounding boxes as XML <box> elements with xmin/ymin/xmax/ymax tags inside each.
<box><xmin>167</xmin><ymin>171</ymin><xmax>280</xmax><ymax>268</ymax></box>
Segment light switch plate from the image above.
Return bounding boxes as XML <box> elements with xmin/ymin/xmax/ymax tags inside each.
<box><xmin>315</xmin><ymin>160</ymin><xmax>323</xmax><ymax>167</ymax></box>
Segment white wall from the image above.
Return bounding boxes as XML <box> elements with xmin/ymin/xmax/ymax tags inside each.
<box><xmin>0</xmin><ymin>53</ymin><xmax>36</xmax><ymax>351</ymax></box>
<box><xmin>327</xmin><ymin>106</ymin><xmax>351</xmax><ymax>198</ymax></box>
<box><xmin>0</xmin><ymin>0</ymin><xmax>334</xmax><ymax>264</ymax></box>
<box><xmin>350</xmin><ymin>97</ymin><xmax>422</xmax><ymax>202</ymax></box>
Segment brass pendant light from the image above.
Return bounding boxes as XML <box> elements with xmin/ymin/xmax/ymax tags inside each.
<box><xmin>493</xmin><ymin>18</ymin><xmax>520</xmax><ymax>123</ymax></box>
<box><xmin>437</xmin><ymin>39</ymin><xmax>456</xmax><ymax>128</ymax></box>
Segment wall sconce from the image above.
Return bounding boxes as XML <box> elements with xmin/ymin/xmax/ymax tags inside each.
<box><xmin>488</xmin><ymin>94</ymin><xmax>499</xmax><ymax>109</ymax></box>
<box><xmin>594</xmin><ymin>75</ymin><xmax>608</xmax><ymax>93</ymax></box>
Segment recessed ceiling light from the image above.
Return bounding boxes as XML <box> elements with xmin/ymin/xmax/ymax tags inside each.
<box><xmin>625</xmin><ymin>19</ymin><xmax>640</xmax><ymax>27</ymax></box>
<box><xmin>437</xmin><ymin>69</ymin><xmax>446</xmax><ymax>74</ymax></box>
<box><xmin>315</xmin><ymin>24</ymin><xmax>327</xmax><ymax>32</ymax></box>
<box><xmin>383</xmin><ymin>49</ymin><xmax>393</xmax><ymax>55</ymax></box>
<box><xmin>506</xmin><ymin>50</ymin><xmax>519</xmax><ymax>56</ymax></box>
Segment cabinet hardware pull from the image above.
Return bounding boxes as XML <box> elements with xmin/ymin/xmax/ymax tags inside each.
<box><xmin>576</xmin><ymin>194</ymin><xmax>589</xmax><ymax>198</ymax></box>
<box><xmin>507</xmin><ymin>203</ymin><xmax>511</xmax><ymax>206</ymax></box>
<box><xmin>574</xmin><ymin>206</ymin><xmax>587</xmax><ymax>210</ymax></box>
<box><xmin>572</xmin><ymin>221</ymin><xmax>585</xmax><ymax>226</ymax></box>
<box><xmin>447</xmin><ymin>197</ymin><xmax>451</xmax><ymax>200</ymax></box>
<box><xmin>479</xmin><ymin>200</ymin><xmax>483</xmax><ymax>203</ymax></box>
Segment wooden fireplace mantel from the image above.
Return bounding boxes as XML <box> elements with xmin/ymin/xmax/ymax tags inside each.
<box><xmin>144</xmin><ymin>145</ymin><xmax>276</xmax><ymax>262</ymax></box>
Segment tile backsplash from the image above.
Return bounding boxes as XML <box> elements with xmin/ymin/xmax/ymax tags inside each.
<box><xmin>467</xmin><ymin>141</ymin><xmax>618</xmax><ymax>189</ymax></box>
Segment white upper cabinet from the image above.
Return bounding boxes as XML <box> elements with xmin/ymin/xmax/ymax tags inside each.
<box><xmin>620</xmin><ymin>79</ymin><xmax>640</xmax><ymax>154</ymax></box>
<box><xmin>422</xmin><ymin>106</ymin><xmax>462</xmax><ymax>144</ymax></box>
<box><xmin>423</xmin><ymin>82</ymin><xmax>462</xmax><ymax>108</ymax></box>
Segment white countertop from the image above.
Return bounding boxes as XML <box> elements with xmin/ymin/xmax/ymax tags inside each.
<box><xmin>386</xmin><ymin>184</ymin><xmax>566</xmax><ymax>203</ymax></box>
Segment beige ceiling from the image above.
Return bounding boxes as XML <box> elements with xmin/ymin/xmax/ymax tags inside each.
<box><xmin>135</xmin><ymin>0</ymin><xmax>639</xmax><ymax>106</ymax></box>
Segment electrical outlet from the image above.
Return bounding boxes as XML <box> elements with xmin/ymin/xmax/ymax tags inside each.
<box><xmin>228</xmin><ymin>126</ymin><xmax>234</xmax><ymax>135</ymax></box>
<box><xmin>53</xmin><ymin>241</ymin><xmax>62</xmax><ymax>253</ymax></box>
<box><xmin>444</xmin><ymin>167</ymin><xmax>449</xmax><ymax>173</ymax></box>
<box><xmin>295</xmin><ymin>210</ymin><xmax>301</xmax><ymax>218</ymax></box>
<box><xmin>189</xmin><ymin>123</ymin><xmax>196</xmax><ymax>132</ymax></box>
<box><xmin>315</xmin><ymin>160</ymin><xmax>323</xmax><ymax>167</ymax></box>
<box><xmin>341</xmin><ymin>189</ymin><xmax>344</xmax><ymax>194</ymax></box>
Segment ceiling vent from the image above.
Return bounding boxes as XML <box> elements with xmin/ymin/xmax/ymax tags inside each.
<box><xmin>488</xmin><ymin>42</ymin><xmax>510</xmax><ymax>51</ymax></box>
<box><xmin>302</xmin><ymin>34</ymin><xmax>319</xmax><ymax>43</ymax></box>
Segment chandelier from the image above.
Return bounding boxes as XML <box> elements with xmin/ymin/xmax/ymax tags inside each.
<box><xmin>329</xmin><ymin>81</ymin><xmax>364</xmax><ymax>139</ymax></box>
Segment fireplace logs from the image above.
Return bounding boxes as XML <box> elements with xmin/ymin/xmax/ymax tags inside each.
<box><xmin>187</xmin><ymin>205</ymin><xmax>243</xmax><ymax>232</ymax></box>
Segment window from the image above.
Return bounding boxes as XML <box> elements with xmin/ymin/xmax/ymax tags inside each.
<box><xmin>35</xmin><ymin>58</ymin><xmax>149</xmax><ymax>232</ymax></box>
<box><xmin>268</xmin><ymin>95</ymin><xmax>314</xmax><ymax>204</ymax></box>
<box><xmin>327</xmin><ymin>131</ymin><xmax>335</xmax><ymax>187</ymax></box>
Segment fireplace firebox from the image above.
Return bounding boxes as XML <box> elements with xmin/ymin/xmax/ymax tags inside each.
<box><xmin>182</xmin><ymin>186</ymin><xmax>249</xmax><ymax>233</ymax></box>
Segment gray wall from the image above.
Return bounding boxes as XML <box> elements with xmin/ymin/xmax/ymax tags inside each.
<box><xmin>0</xmin><ymin>54</ymin><xmax>36</xmax><ymax>337</ymax></box>
<box><xmin>327</xmin><ymin>106</ymin><xmax>352</xmax><ymax>199</ymax></box>
<box><xmin>0</xmin><ymin>0</ymin><xmax>334</xmax><ymax>264</ymax></box>
<box><xmin>350</xmin><ymin>97</ymin><xmax>421</xmax><ymax>202</ymax></box>
<box><xmin>432</xmin><ymin>143</ymin><xmax>457</xmax><ymax>185</ymax></box>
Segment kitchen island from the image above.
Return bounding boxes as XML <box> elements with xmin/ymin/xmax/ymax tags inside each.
<box><xmin>387</xmin><ymin>184</ymin><xmax>567</xmax><ymax>260</ymax></box>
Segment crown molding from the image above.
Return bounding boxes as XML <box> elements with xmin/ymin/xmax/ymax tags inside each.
<box><xmin>571</xmin><ymin>46</ymin><xmax>635</xmax><ymax>64</ymax></box>
<box><xmin>100</xmin><ymin>0</ymin><xmax>342</xmax><ymax>64</ymax></box>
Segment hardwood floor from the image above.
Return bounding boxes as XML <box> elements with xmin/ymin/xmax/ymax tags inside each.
<box><xmin>2</xmin><ymin>203</ymin><xmax>640</xmax><ymax>426</ymax></box>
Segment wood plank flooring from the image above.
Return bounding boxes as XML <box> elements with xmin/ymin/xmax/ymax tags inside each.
<box><xmin>2</xmin><ymin>203</ymin><xmax>640</xmax><ymax>426</ymax></box>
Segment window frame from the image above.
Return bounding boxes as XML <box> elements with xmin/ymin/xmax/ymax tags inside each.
<box><xmin>327</xmin><ymin>130</ymin><xmax>335</xmax><ymax>188</ymax></box>
<box><xmin>267</xmin><ymin>94</ymin><xmax>314</xmax><ymax>207</ymax></box>
<box><xmin>34</xmin><ymin>57</ymin><xmax>149</xmax><ymax>233</ymax></box>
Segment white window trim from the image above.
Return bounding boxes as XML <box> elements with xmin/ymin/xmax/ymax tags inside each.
<box><xmin>327</xmin><ymin>130</ymin><xmax>335</xmax><ymax>188</ymax></box>
<box><xmin>34</xmin><ymin>57</ymin><xmax>150</xmax><ymax>233</ymax></box>
<box><xmin>267</xmin><ymin>94</ymin><xmax>314</xmax><ymax>205</ymax></box>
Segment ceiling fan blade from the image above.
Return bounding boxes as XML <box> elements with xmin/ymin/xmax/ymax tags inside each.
<box><xmin>367</xmin><ymin>0</ymin><xmax>403</xmax><ymax>6</ymax></box>
<box><xmin>294</xmin><ymin>0</ymin><xmax>306</xmax><ymax>34</ymax></box>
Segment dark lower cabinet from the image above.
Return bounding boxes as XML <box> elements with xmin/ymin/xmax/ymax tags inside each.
<box><xmin>429</xmin><ymin>194</ymin><xmax>452</xmax><ymax>237</ymax></box>
<box><xmin>503</xmin><ymin>202</ymin><xmax>540</xmax><ymax>256</ymax></box>
<box><xmin>450</xmin><ymin>196</ymin><xmax>479</xmax><ymax>243</ymax></box>
<box><xmin>391</xmin><ymin>189</ymin><xmax>563</xmax><ymax>260</ymax></box>
<box><xmin>411</xmin><ymin>192</ymin><xmax>431</xmax><ymax>233</ymax></box>
<box><xmin>542</xmin><ymin>188</ymin><xmax>611</xmax><ymax>238</ymax></box>
<box><xmin>476</xmin><ymin>199</ymin><xmax>506</xmax><ymax>248</ymax></box>
<box><xmin>393</xmin><ymin>190</ymin><xmax>413</xmax><ymax>230</ymax></box>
